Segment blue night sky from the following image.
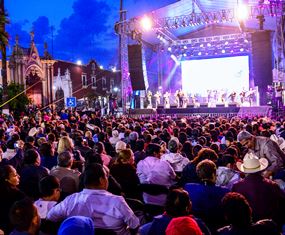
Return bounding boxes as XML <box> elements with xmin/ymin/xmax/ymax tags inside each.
<box><xmin>6</xmin><ymin>0</ymin><xmax>175</xmax><ymax>68</ymax></box>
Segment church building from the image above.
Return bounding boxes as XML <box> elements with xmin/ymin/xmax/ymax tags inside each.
<box><xmin>6</xmin><ymin>32</ymin><xmax>120</xmax><ymax>110</ymax></box>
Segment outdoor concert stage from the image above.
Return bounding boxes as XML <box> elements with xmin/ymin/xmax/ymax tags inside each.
<box><xmin>128</xmin><ymin>106</ymin><xmax>272</xmax><ymax>118</ymax></box>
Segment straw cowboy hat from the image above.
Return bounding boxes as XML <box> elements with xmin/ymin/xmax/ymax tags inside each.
<box><xmin>237</xmin><ymin>152</ymin><xmax>268</xmax><ymax>173</ymax></box>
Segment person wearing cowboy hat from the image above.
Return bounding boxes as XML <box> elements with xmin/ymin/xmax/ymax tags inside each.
<box><xmin>237</xmin><ymin>130</ymin><xmax>285</xmax><ymax>178</ymax></box>
<box><xmin>232</xmin><ymin>153</ymin><xmax>285</xmax><ymax>227</ymax></box>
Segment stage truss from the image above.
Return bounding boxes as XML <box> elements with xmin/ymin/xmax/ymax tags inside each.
<box><xmin>116</xmin><ymin>1</ymin><xmax>285</xmax><ymax>113</ymax></box>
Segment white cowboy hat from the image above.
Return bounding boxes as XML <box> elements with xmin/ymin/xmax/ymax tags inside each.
<box><xmin>237</xmin><ymin>152</ymin><xmax>268</xmax><ymax>173</ymax></box>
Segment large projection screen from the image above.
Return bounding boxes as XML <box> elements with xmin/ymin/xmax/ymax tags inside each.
<box><xmin>181</xmin><ymin>56</ymin><xmax>249</xmax><ymax>96</ymax></box>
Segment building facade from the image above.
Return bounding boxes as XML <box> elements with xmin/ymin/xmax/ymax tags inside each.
<box><xmin>6</xmin><ymin>33</ymin><xmax>120</xmax><ymax>111</ymax></box>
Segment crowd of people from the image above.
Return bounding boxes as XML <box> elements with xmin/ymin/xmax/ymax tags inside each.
<box><xmin>0</xmin><ymin>109</ymin><xmax>285</xmax><ymax>235</ymax></box>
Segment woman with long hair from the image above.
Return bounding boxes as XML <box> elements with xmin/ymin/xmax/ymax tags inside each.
<box><xmin>57</xmin><ymin>136</ymin><xmax>84</xmax><ymax>172</ymax></box>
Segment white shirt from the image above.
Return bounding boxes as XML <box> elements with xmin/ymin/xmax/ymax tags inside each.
<box><xmin>47</xmin><ymin>189</ymin><xmax>139</xmax><ymax>235</ymax></box>
<box><xmin>34</xmin><ymin>199</ymin><xmax>57</xmax><ymax>219</ymax></box>
<box><xmin>137</xmin><ymin>156</ymin><xmax>176</xmax><ymax>205</ymax></box>
<box><xmin>161</xmin><ymin>152</ymin><xmax>189</xmax><ymax>172</ymax></box>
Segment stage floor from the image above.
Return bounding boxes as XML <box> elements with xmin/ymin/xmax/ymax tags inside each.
<box><xmin>128</xmin><ymin>106</ymin><xmax>272</xmax><ymax>118</ymax></box>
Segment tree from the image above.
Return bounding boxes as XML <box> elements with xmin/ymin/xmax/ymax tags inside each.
<box><xmin>6</xmin><ymin>83</ymin><xmax>30</xmax><ymax>115</ymax></box>
<box><xmin>0</xmin><ymin>0</ymin><xmax>9</xmax><ymax>110</ymax></box>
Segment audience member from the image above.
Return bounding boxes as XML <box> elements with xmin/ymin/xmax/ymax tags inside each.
<box><xmin>237</xmin><ymin>130</ymin><xmax>285</xmax><ymax>178</ymax></box>
<box><xmin>9</xmin><ymin>198</ymin><xmax>40</xmax><ymax>235</ymax></box>
<box><xmin>137</xmin><ymin>143</ymin><xmax>176</xmax><ymax>206</ymax></box>
<box><xmin>110</xmin><ymin>149</ymin><xmax>141</xmax><ymax>199</ymax></box>
<box><xmin>161</xmin><ymin>138</ymin><xmax>189</xmax><ymax>173</ymax></box>
<box><xmin>19</xmin><ymin>149</ymin><xmax>49</xmax><ymax>200</ymax></box>
<box><xmin>58</xmin><ymin>216</ymin><xmax>94</xmax><ymax>235</ymax></box>
<box><xmin>233</xmin><ymin>153</ymin><xmax>285</xmax><ymax>226</ymax></box>
<box><xmin>147</xmin><ymin>188</ymin><xmax>210</xmax><ymax>235</ymax></box>
<box><xmin>34</xmin><ymin>175</ymin><xmax>61</xmax><ymax>219</ymax></box>
<box><xmin>50</xmin><ymin>151</ymin><xmax>81</xmax><ymax>197</ymax></box>
<box><xmin>0</xmin><ymin>165</ymin><xmax>26</xmax><ymax>234</ymax></box>
<box><xmin>47</xmin><ymin>163</ymin><xmax>140</xmax><ymax>234</ymax></box>
<box><xmin>184</xmin><ymin>159</ymin><xmax>229</xmax><ymax>232</ymax></box>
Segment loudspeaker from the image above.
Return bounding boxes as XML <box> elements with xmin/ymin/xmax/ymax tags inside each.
<box><xmin>187</xmin><ymin>104</ymin><xmax>194</xmax><ymax>108</ymax></box>
<box><xmin>170</xmin><ymin>105</ymin><xmax>177</xmax><ymax>109</ymax></box>
<box><xmin>200</xmin><ymin>103</ymin><xmax>208</xmax><ymax>107</ymax></box>
<box><xmin>250</xmin><ymin>31</ymin><xmax>272</xmax><ymax>105</ymax></box>
<box><xmin>128</xmin><ymin>44</ymin><xmax>148</xmax><ymax>90</ymax></box>
<box><xmin>157</xmin><ymin>105</ymin><xmax>164</xmax><ymax>109</ymax></box>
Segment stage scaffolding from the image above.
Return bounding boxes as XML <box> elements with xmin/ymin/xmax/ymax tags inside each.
<box><xmin>116</xmin><ymin>1</ymin><xmax>285</xmax><ymax>113</ymax></box>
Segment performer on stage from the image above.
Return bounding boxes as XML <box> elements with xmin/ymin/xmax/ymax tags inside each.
<box><xmin>220</xmin><ymin>90</ymin><xmax>227</xmax><ymax>104</ymax></box>
<box><xmin>178</xmin><ymin>89</ymin><xmax>184</xmax><ymax>108</ymax></box>
<box><xmin>183</xmin><ymin>93</ymin><xmax>189</xmax><ymax>108</ymax></box>
<box><xmin>207</xmin><ymin>90</ymin><xmax>213</xmax><ymax>104</ymax></box>
<box><xmin>163</xmin><ymin>91</ymin><xmax>170</xmax><ymax>109</ymax></box>
<box><xmin>147</xmin><ymin>90</ymin><xmax>152</xmax><ymax>108</ymax></box>
<box><xmin>154</xmin><ymin>90</ymin><xmax>162</xmax><ymax>108</ymax></box>
<box><xmin>239</xmin><ymin>88</ymin><xmax>246</xmax><ymax>104</ymax></box>
<box><xmin>229</xmin><ymin>91</ymin><xmax>236</xmax><ymax>103</ymax></box>
<box><xmin>175</xmin><ymin>90</ymin><xmax>180</xmax><ymax>108</ymax></box>
<box><xmin>247</xmin><ymin>88</ymin><xmax>255</xmax><ymax>107</ymax></box>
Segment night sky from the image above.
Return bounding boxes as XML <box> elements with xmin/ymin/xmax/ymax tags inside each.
<box><xmin>6</xmin><ymin>0</ymin><xmax>175</xmax><ymax>68</ymax></box>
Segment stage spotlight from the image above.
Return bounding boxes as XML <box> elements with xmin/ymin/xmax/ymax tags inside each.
<box><xmin>184</xmin><ymin>45</ymin><xmax>187</xmax><ymax>49</ymax></box>
<box><xmin>170</xmin><ymin>54</ymin><xmax>177</xmax><ymax>60</ymax></box>
<box><xmin>99</xmin><ymin>65</ymin><xmax>104</xmax><ymax>69</ymax></box>
<box><xmin>225</xmin><ymin>41</ymin><xmax>229</xmax><ymax>45</ymax></box>
<box><xmin>240</xmin><ymin>48</ymin><xmax>244</xmax><ymax>52</ymax></box>
<box><xmin>170</xmin><ymin>54</ymin><xmax>180</xmax><ymax>64</ymax></box>
<box><xmin>168</xmin><ymin>46</ymin><xmax>172</xmax><ymax>52</ymax></box>
<box><xmin>140</xmin><ymin>16</ymin><xmax>152</xmax><ymax>31</ymax></box>
<box><xmin>76</xmin><ymin>60</ymin><xmax>82</xmax><ymax>65</ymax></box>
<box><xmin>236</xmin><ymin>4</ymin><xmax>249</xmax><ymax>21</ymax></box>
<box><xmin>222</xmin><ymin>49</ymin><xmax>226</xmax><ymax>53</ymax></box>
<box><xmin>200</xmin><ymin>44</ymin><xmax>204</xmax><ymax>48</ymax></box>
<box><xmin>114</xmin><ymin>87</ymin><xmax>119</xmax><ymax>92</ymax></box>
<box><xmin>183</xmin><ymin>53</ymin><xmax>187</xmax><ymax>57</ymax></box>
<box><xmin>198</xmin><ymin>52</ymin><xmax>202</xmax><ymax>56</ymax></box>
<box><xmin>207</xmin><ymin>43</ymin><xmax>211</xmax><ymax>47</ymax></box>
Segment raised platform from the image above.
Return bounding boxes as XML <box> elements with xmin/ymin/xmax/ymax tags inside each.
<box><xmin>128</xmin><ymin>106</ymin><xmax>272</xmax><ymax>118</ymax></box>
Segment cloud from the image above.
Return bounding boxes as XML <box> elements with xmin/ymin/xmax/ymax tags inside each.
<box><xmin>52</xmin><ymin>0</ymin><xmax>116</xmax><ymax>64</ymax></box>
<box><xmin>6</xmin><ymin>21</ymin><xmax>30</xmax><ymax>53</ymax></box>
<box><xmin>7</xmin><ymin>0</ymin><xmax>176</xmax><ymax>66</ymax></box>
<box><xmin>32</xmin><ymin>16</ymin><xmax>51</xmax><ymax>43</ymax></box>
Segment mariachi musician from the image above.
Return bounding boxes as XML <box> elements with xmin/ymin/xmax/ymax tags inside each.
<box><xmin>163</xmin><ymin>91</ymin><xmax>170</xmax><ymax>109</ymax></box>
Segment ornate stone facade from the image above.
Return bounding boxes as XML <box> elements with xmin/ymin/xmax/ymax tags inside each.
<box><xmin>7</xmin><ymin>33</ymin><xmax>120</xmax><ymax>110</ymax></box>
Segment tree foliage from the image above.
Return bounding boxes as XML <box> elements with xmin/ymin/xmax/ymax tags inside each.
<box><xmin>5</xmin><ymin>82</ymin><xmax>30</xmax><ymax>113</ymax></box>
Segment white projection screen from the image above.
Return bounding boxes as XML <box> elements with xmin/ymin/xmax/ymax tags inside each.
<box><xmin>181</xmin><ymin>56</ymin><xmax>249</xmax><ymax>96</ymax></box>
